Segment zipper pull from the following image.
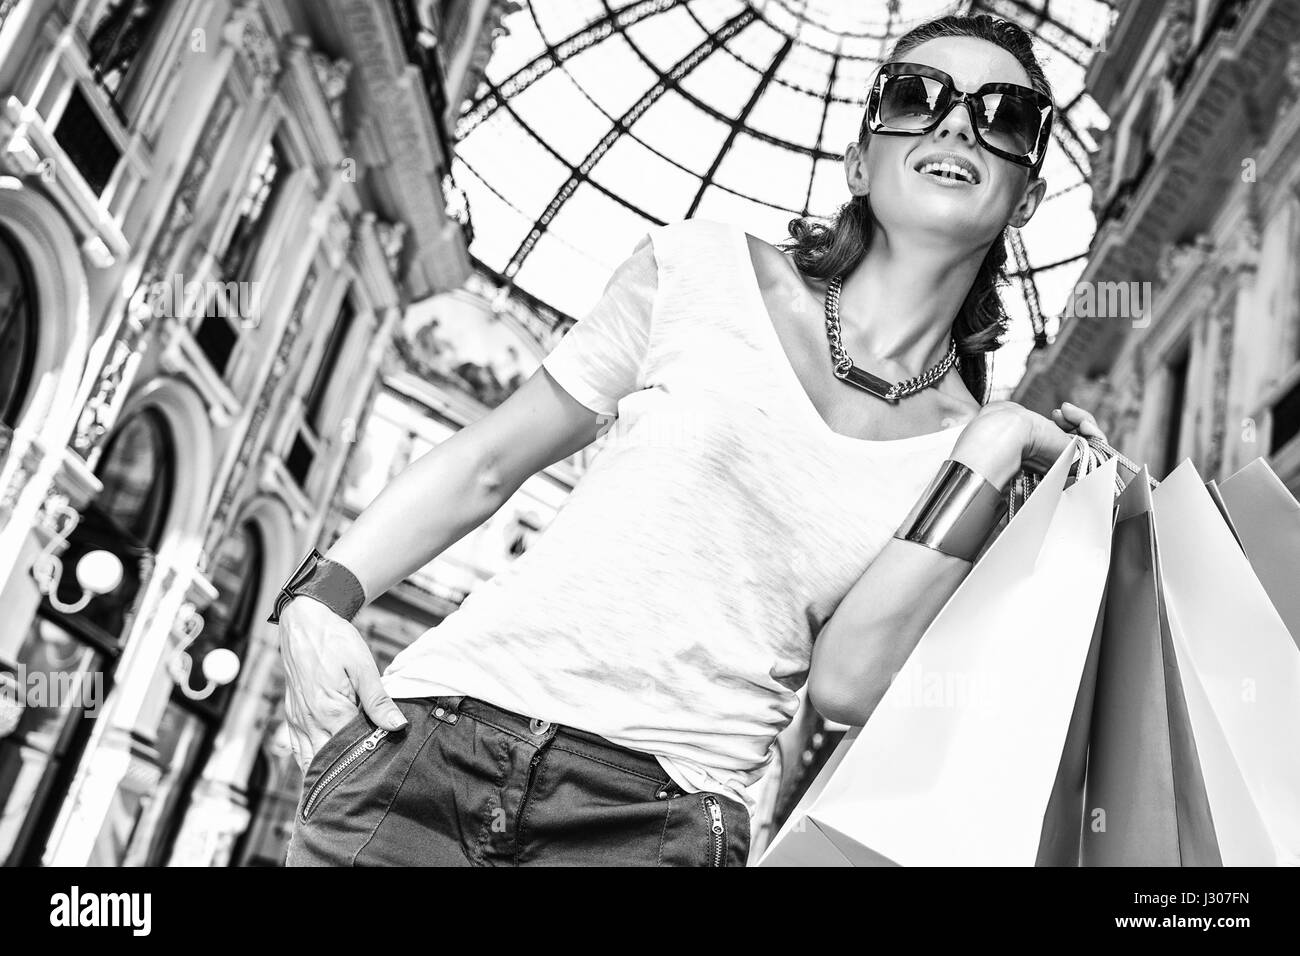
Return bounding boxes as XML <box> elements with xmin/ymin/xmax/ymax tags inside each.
<box><xmin>706</xmin><ymin>798</ymin><xmax>724</xmax><ymax>834</ymax></box>
<box><xmin>363</xmin><ymin>728</ymin><xmax>388</xmax><ymax>750</ymax></box>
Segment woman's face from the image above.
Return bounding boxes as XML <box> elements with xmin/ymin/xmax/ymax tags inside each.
<box><xmin>845</xmin><ymin>35</ymin><xmax>1047</xmax><ymax>250</ymax></box>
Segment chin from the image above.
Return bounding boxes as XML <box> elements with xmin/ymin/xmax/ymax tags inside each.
<box><xmin>876</xmin><ymin>188</ymin><xmax>993</xmax><ymax>242</ymax></box>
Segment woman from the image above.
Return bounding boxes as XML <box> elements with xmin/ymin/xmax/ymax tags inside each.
<box><xmin>275</xmin><ymin>13</ymin><xmax>1108</xmax><ymax>867</ymax></box>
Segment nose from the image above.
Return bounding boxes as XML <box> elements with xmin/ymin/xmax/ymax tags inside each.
<box><xmin>932</xmin><ymin>97</ymin><xmax>977</xmax><ymax>148</ymax></box>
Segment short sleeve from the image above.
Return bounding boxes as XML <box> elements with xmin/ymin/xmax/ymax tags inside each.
<box><xmin>541</xmin><ymin>233</ymin><xmax>657</xmax><ymax>417</ymax></box>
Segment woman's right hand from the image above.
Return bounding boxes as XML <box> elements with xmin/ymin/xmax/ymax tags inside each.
<box><xmin>949</xmin><ymin>399</ymin><xmax>1108</xmax><ymax>490</ymax></box>
<box><xmin>277</xmin><ymin>596</ymin><xmax>408</xmax><ymax>774</ymax></box>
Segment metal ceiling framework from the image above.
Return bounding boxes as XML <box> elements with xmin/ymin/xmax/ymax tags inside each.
<box><xmin>454</xmin><ymin>0</ymin><xmax>1114</xmax><ymax>346</ymax></box>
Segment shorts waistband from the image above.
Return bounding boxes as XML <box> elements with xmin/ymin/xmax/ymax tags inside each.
<box><xmin>425</xmin><ymin>694</ymin><xmax>674</xmax><ymax>786</ymax></box>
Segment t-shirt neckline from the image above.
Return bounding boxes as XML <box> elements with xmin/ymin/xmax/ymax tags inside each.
<box><xmin>731</xmin><ymin>225</ymin><xmax>968</xmax><ymax>448</ymax></box>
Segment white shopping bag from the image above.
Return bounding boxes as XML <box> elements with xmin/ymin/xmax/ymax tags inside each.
<box><xmin>1150</xmin><ymin>459</ymin><xmax>1300</xmax><ymax>866</ymax></box>
<box><xmin>760</xmin><ymin>439</ymin><xmax>1116</xmax><ymax>866</ymax></box>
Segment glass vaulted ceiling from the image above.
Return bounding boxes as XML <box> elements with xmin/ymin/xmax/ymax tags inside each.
<box><xmin>452</xmin><ymin>0</ymin><xmax>1117</xmax><ymax>394</ymax></box>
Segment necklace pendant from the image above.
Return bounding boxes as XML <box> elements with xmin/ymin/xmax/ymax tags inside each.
<box><xmin>838</xmin><ymin>362</ymin><xmax>901</xmax><ymax>403</ymax></box>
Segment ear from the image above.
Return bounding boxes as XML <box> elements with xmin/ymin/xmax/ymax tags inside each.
<box><xmin>844</xmin><ymin>140</ymin><xmax>870</xmax><ymax>197</ymax></box>
<box><xmin>1007</xmin><ymin>174</ymin><xmax>1047</xmax><ymax>228</ymax></box>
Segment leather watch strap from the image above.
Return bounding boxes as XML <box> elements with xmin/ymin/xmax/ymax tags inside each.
<box><xmin>267</xmin><ymin>549</ymin><xmax>366</xmax><ymax>624</ymax></box>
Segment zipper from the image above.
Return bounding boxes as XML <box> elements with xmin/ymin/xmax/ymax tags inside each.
<box><xmin>512</xmin><ymin>747</ymin><xmax>548</xmax><ymax>861</ymax></box>
<box><xmin>301</xmin><ymin>727</ymin><xmax>389</xmax><ymax>821</ymax></box>
<box><xmin>701</xmin><ymin>795</ymin><xmax>726</xmax><ymax>867</ymax></box>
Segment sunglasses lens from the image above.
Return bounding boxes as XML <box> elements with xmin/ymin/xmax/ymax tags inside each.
<box><xmin>975</xmin><ymin>91</ymin><xmax>1043</xmax><ymax>158</ymax></box>
<box><xmin>878</xmin><ymin>74</ymin><xmax>947</xmax><ymax>131</ymax></box>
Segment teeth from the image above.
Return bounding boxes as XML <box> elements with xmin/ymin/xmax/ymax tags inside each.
<box><xmin>918</xmin><ymin>160</ymin><xmax>975</xmax><ymax>183</ymax></box>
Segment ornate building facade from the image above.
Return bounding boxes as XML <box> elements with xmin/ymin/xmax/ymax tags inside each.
<box><xmin>0</xmin><ymin>0</ymin><xmax>502</xmax><ymax>866</ymax></box>
<box><xmin>1014</xmin><ymin>0</ymin><xmax>1300</xmax><ymax>496</ymax></box>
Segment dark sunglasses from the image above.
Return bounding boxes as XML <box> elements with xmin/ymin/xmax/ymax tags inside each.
<box><xmin>863</xmin><ymin>61</ymin><xmax>1054</xmax><ymax>171</ymax></box>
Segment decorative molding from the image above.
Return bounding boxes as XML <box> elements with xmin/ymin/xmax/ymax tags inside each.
<box><xmin>143</xmin><ymin>89</ymin><xmax>239</xmax><ymax>286</ymax></box>
<box><xmin>1164</xmin><ymin>0</ymin><xmax>1195</xmax><ymax>82</ymax></box>
<box><xmin>1278</xmin><ymin>39</ymin><xmax>1300</xmax><ymax>120</ymax></box>
<box><xmin>373</xmin><ymin>219</ymin><xmax>407</xmax><ymax>280</ymax></box>
<box><xmin>1206</xmin><ymin>299</ymin><xmax>1236</xmax><ymax>478</ymax></box>
<box><xmin>0</xmin><ymin>437</ymin><xmax>46</xmax><ymax>530</ymax></box>
<box><xmin>223</xmin><ymin>2</ymin><xmax>283</xmax><ymax>98</ymax></box>
<box><xmin>71</xmin><ymin>306</ymin><xmax>147</xmax><ymax>459</ymax></box>
<box><xmin>1226</xmin><ymin>206</ymin><xmax>1261</xmax><ymax>274</ymax></box>
<box><xmin>309</xmin><ymin>49</ymin><xmax>352</xmax><ymax>132</ymax></box>
<box><xmin>1154</xmin><ymin>232</ymin><xmax>1214</xmax><ymax>287</ymax></box>
<box><xmin>1087</xmin><ymin>126</ymin><xmax>1115</xmax><ymax>222</ymax></box>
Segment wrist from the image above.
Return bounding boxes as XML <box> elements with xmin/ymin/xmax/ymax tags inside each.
<box><xmin>267</xmin><ymin>549</ymin><xmax>366</xmax><ymax>624</ymax></box>
<box><xmin>894</xmin><ymin>458</ymin><xmax>1009</xmax><ymax>562</ymax></box>
<box><xmin>948</xmin><ymin>416</ymin><xmax>1024</xmax><ymax>491</ymax></box>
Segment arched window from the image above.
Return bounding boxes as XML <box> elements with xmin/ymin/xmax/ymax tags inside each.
<box><xmin>0</xmin><ymin>225</ymin><xmax>37</xmax><ymax>429</ymax></box>
<box><xmin>96</xmin><ymin>409</ymin><xmax>174</xmax><ymax>550</ymax></box>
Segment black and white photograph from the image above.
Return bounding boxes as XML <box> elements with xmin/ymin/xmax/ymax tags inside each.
<box><xmin>0</xmin><ymin>0</ymin><xmax>1295</xmax><ymax>926</ymax></box>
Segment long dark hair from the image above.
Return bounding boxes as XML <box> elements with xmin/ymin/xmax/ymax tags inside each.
<box><xmin>780</xmin><ymin>13</ymin><xmax>1053</xmax><ymax>405</ymax></box>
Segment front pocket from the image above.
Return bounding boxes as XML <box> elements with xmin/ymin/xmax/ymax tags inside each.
<box><xmin>300</xmin><ymin>725</ymin><xmax>390</xmax><ymax>822</ymax></box>
<box><xmin>700</xmin><ymin>794</ymin><xmax>726</xmax><ymax>867</ymax></box>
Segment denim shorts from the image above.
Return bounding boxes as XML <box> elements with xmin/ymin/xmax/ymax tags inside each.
<box><xmin>285</xmin><ymin>695</ymin><xmax>751</xmax><ymax>866</ymax></box>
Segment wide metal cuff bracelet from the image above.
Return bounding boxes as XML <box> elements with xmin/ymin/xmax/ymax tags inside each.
<box><xmin>893</xmin><ymin>459</ymin><xmax>1009</xmax><ymax>562</ymax></box>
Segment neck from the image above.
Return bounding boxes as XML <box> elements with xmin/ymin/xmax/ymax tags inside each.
<box><xmin>837</xmin><ymin>221</ymin><xmax>988</xmax><ymax>375</ymax></box>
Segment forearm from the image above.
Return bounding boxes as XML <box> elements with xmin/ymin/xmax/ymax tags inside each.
<box><xmin>811</xmin><ymin>537</ymin><xmax>975</xmax><ymax>724</ymax></box>
<box><xmin>810</xmin><ymin>431</ymin><xmax>1023</xmax><ymax>725</ymax></box>
<box><xmin>323</xmin><ymin>431</ymin><xmax>514</xmax><ymax>606</ymax></box>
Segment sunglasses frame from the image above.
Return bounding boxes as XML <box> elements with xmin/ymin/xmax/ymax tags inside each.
<box><xmin>863</xmin><ymin>61</ymin><xmax>1054</xmax><ymax>171</ymax></box>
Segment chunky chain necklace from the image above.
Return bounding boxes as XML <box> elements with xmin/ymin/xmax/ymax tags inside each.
<box><xmin>823</xmin><ymin>275</ymin><xmax>958</xmax><ymax>403</ymax></box>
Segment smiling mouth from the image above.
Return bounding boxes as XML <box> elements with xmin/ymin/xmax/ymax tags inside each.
<box><xmin>914</xmin><ymin>159</ymin><xmax>979</xmax><ymax>185</ymax></box>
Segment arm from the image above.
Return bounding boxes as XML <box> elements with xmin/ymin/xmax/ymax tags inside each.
<box><xmin>323</xmin><ymin>367</ymin><xmax>609</xmax><ymax>601</ymax></box>
<box><xmin>807</xmin><ymin>400</ymin><xmax>1106</xmax><ymax>726</ymax></box>
<box><xmin>278</xmin><ymin>367</ymin><xmax>611</xmax><ymax>765</ymax></box>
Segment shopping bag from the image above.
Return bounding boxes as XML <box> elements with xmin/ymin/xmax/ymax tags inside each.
<box><xmin>1217</xmin><ymin>458</ymin><xmax>1300</xmax><ymax>650</ymax></box>
<box><xmin>759</xmin><ymin>439</ymin><xmax>1116</xmax><ymax>866</ymax></box>
<box><xmin>1080</xmin><ymin>466</ymin><xmax>1220</xmax><ymax>866</ymax></box>
<box><xmin>1151</xmin><ymin>459</ymin><xmax>1300</xmax><ymax>865</ymax></box>
<box><xmin>1203</xmin><ymin>479</ymin><xmax>1246</xmax><ymax>552</ymax></box>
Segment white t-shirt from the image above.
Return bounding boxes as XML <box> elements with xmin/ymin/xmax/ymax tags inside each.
<box><xmin>381</xmin><ymin>218</ymin><xmax>967</xmax><ymax>817</ymax></box>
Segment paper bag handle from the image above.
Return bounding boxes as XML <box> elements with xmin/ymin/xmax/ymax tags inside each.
<box><xmin>1007</xmin><ymin>435</ymin><xmax>1158</xmax><ymax>520</ymax></box>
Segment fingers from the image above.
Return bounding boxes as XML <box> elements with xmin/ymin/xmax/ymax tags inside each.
<box><xmin>1052</xmin><ymin>401</ymin><xmax>1107</xmax><ymax>442</ymax></box>
<box><xmin>348</xmin><ymin>658</ymin><xmax>408</xmax><ymax>732</ymax></box>
<box><xmin>283</xmin><ymin>691</ymin><xmax>314</xmax><ymax>774</ymax></box>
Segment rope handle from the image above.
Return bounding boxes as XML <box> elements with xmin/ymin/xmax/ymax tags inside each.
<box><xmin>1006</xmin><ymin>435</ymin><xmax>1157</xmax><ymax>520</ymax></box>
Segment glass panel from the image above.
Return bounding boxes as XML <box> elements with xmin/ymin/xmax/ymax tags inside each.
<box><xmin>52</xmin><ymin>86</ymin><xmax>121</xmax><ymax>195</ymax></box>
<box><xmin>9</xmin><ymin>618</ymin><xmax>103</xmax><ymax>753</ymax></box>
<box><xmin>0</xmin><ymin>225</ymin><xmax>36</xmax><ymax>428</ymax></box>
<box><xmin>304</xmin><ymin>298</ymin><xmax>356</xmax><ymax>435</ymax></box>
<box><xmin>218</xmin><ymin>136</ymin><xmax>288</xmax><ymax>282</ymax></box>
<box><xmin>85</xmin><ymin>0</ymin><xmax>165</xmax><ymax>104</ymax></box>
<box><xmin>96</xmin><ymin>410</ymin><xmax>173</xmax><ymax>549</ymax></box>
<box><xmin>460</xmin><ymin>2</ymin><xmax>1113</xmax><ymax>395</ymax></box>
